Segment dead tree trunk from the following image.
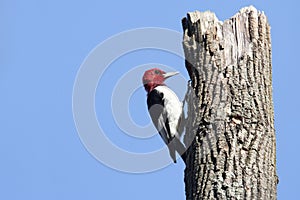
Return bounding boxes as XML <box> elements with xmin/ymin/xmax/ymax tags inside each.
<box><xmin>182</xmin><ymin>6</ymin><xmax>278</xmax><ymax>199</ymax></box>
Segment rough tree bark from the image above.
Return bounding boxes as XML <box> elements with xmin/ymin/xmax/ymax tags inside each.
<box><xmin>182</xmin><ymin>6</ymin><xmax>278</xmax><ymax>200</ymax></box>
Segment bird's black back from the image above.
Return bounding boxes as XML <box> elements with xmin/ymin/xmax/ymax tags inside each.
<box><xmin>147</xmin><ymin>89</ymin><xmax>164</xmax><ymax>109</ymax></box>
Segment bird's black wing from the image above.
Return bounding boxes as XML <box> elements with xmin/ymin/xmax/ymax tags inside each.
<box><xmin>147</xmin><ymin>89</ymin><xmax>172</xmax><ymax>144</ymax></box>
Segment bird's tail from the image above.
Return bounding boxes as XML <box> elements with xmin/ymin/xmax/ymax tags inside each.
<box><xmin>168</xmin><ymin>143</ymin><xmax>176</xmax><ymax>163</ymax></box>
<box><xmin>168</xmin><ymin>137</ymin><xmax>187</xmax><ymax>164</ymax></box>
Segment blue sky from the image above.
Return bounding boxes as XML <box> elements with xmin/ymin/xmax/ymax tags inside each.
<box><xmin>1</xmin><ymin>0</ymin><xmax>299</xmax><ymax>199</ymax></box>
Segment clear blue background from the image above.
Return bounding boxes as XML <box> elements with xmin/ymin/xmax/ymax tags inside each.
<box><xmin>1</xmin><ymin>0</ymin><xmax>298</xmax><ymax>199</ymax></box>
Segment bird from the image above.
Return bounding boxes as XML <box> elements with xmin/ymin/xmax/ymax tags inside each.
<box><xmin>142</xmin><ymin>68</ymin><xmax>186</xmax><ymax>163</ymax></box>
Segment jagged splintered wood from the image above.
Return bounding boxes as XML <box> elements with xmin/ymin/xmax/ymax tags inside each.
<box><xmin>182</xmin><ymin>6</ymin><xmax>277</xmax><ymax>200</ymax></box>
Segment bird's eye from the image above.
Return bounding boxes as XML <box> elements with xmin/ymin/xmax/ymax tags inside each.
<box><xmin>154</xmin><ymin>70</ymin><xmax>160</xmax><ymax>74</ymax></box>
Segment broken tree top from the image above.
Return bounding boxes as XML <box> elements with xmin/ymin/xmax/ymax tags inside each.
<box><xmin>182</xmin><ymin>5</ymin><xmax>271</xmax><ymax>70</ymax></box>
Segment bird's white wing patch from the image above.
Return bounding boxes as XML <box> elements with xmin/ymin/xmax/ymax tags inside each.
<box><xmin>155</xmin><ymin>86</ymin><xmax>183</xmax><ymax>138</ymax></box>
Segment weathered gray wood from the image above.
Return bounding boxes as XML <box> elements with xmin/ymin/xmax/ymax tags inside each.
<box><xmin>182</xmin><ymin>6</ymin><xmax>277</xmax><ymax>200</ymax></box>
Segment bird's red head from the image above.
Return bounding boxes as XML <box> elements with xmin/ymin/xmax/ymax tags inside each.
<box><xmin>142</xmin><ymin>68</ymin><xmax>179</xmax><ymax>93</ymax></box>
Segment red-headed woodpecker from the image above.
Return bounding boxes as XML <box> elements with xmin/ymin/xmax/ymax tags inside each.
<box><xmin>142</xmin><ymin>68</ymin><xmax>186</xmax><ymax>163</ymax></box>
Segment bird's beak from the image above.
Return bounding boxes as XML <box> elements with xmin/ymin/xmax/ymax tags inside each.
<box><xmin>163</xmin><ymin>71</ymin><xmax>179</xmax><ymax>79</ymax></box>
